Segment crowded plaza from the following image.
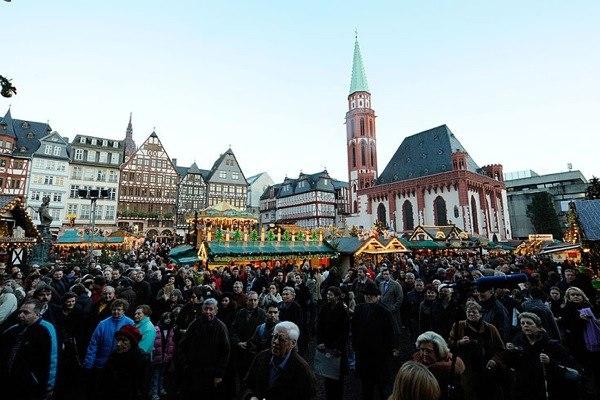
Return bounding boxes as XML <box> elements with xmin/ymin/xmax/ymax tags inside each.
<box><xmin>1</xmin><ymin>228</ymin><xmax>599</xmax><ymax>400</ymax></box>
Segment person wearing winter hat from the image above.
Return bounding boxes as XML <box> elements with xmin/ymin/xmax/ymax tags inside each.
<box><xmin>98</xmin><ymin>324</ymin><xmax>149</xmax><ymax>400</ymax></box>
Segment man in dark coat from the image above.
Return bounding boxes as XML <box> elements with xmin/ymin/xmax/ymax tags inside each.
<box><xmin>0</xmin><ymin>299</ymin><xmax>58</xmax><ymax>400</ymax></box>
<box><xmin>278</xmin><ymin>286</ymin><xmax>306</xmax><ymax>356</ymax></box>
<box><xmin>231</xmin><ymin>291</ymin><xmax>266</xmax><ymax>376</ymax></box>
<box><xmin>478</xmin><ymin>286</ymin><xmax>511</xmax><ymax>341</ymax></box>
<box><xmin>244</xmin><ymin>321</ymin><xmax>317</xmax><ymax>400</ymax></box>
<box><xmin>351</xmin><ymin>282</ymin><xmax>398</xmax><ymax>400</ymax></box>
<box><xmin>177</xmin><ymin>298</ymin><xmax>230</xmax><ymax>400</ymax></box>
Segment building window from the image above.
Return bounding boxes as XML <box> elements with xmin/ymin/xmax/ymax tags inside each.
<box><xmin>111</xmin><ymin>153</ymin><xmax>120</xmax><ymax>164</ymax></box>
<box><xmin>219</xmin><ymin>171</ymin><xmax>227</xmax><ymax>179</ymax></box>
<box><xmin>53</xmin><ymin>146</ymin><xmax>60</xmax><ymax>156</ymax></box>
<box><xmin>81</xmin><ymin>205</ymin><xmax>91</xmax><ymax>220</ymax></box>
<box><xmin>70</xmin><ymin>185</ymin><xmax>79</xmax><ymax>198</ymax></box>
<box><xmin>99</xmin><ymin>152</ymin><xmax>107</xmax><ymax>163</ymax></box>
<box><xmin>105</xmin><ymin>205</ymin><xmax>115</xmax><ymax>220</ymax></box>
<box><xmin>73</xmin><ymin>149</ymin><xmax>83</xmax><ymax>161</ymax></box>
<box><xmin>433</xmin><ymin>196</ymin><xmax>448</xmax><ymax>226</ymax></box>
<box><xmin>361</xmin><ymin>141</ymin><xmax>366</xmax><ymax>167</ymax></box>
<box><xmin>80</xmin><ymin>137</ymin><xmax>86</xmax><ymax>144</ymax></box>
<box><xmin>67</xmin><ymin>204</ymin><xmax>78</xmax><ymax>215</ymax></box>
<box><xmin>108</xmin><ymin>171</ymin><xmax>118</xmax><ymax>183</ymax></box>
<box><xmin>44</xmin><ymin>176</ymin><xmax>54</xmax><ymax>185</ymax></box>
<box><xmin>471</xmin><ymin>196</ymin><xmax>479</xmax><ymax>234</ymax></box>
<box><xmin>30</xmin><ymin>191</ymin><xmax>41</xmax><ymax>201</ymax></box>
<box><xmin>91</xmin><ymin>138</ymin><xmax>97</xmax><ymax>145</ymax></box>
<box><xmin>453</xmin><ymin>205</ymin><xmax>459</xmax><ymax>218</ymax></box>
<box><xmin>360</xmin><ymin>118</ymin><xmax>365</xmax><ymax>135</ymax></box>
<box><xmin>71</xmin><ymin>166</ymin><xmax>82</xmax><ymax>180</ymax></box>
<box><xmin>232</xmin><ymin>172</ymin><xmax>239</xmax><ymax>180</ymax></box>
<box><xmin>97</xmin><ymin>170</ymin><xmax>106</xmax><ymax>181</ymax></box>
<box><xmin>44</xmin><ymin>145</ymin><xmax>52</xmax><ymax>155</ymax></box>
<box><xmin>87</xmin><ymin>151</ymin><xmax>96</xmax><ymax>162</ymax></box>
<box><xmin>52</xmin><ymin>192</ymin><xmax>62</xmax><ymax>202</ymax></box>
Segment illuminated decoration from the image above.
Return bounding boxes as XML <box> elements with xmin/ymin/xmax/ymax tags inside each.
<box><xmin>0</xmin><ymin>196</ymin><xmax>41</xmax><ymax>265</ymax></box>
<box><xmin>54</xmin><ymin>229</ymin><xmax>126</xmax><ymax>250</ymax></box>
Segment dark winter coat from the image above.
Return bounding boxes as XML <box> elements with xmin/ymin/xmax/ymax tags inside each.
<box><xmin>0</xmin><ymin>319</ymin><xmax>58</xmax><ymax>399</ymax></box>
<box><xmin>244</xmin><ymin>349</ymin><xmax>317</xmax><ymax>400</ymax></box>
<box><xmin>151</xmin><ymin>325</ymin><xmax>175</xmax><ymax>365</ymax></box>
<box><xmin>99</xmin><ymin>347</ymin><xmax>149</xmax><ymax>400</ymax></box>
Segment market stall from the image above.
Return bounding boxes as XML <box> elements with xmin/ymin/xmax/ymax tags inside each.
<box><xmin>0</xmin><ymin>196</ymin><xmax>41</xmax><ymax>268</ymax></box>
<box><xmin>333</xmin><ymin>235</ymin><xmax>411</xmax><ymax>271</ymax></box>
<box><xmin>55</xmin><ymin>229</ymin><xmax>126</xmax><ymax>250</ymax></box>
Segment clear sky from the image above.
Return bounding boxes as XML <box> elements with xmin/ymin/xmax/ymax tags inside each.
<box><xmin>3</xmin><ymin>1</ymin><xmax>599</xmax><ymax>183</ymax></box>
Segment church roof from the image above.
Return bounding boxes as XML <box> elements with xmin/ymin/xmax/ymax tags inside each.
<box><xmin>349</xmin><ymin>38</ymin><xmax>369</xmax><ymax>94</ymax></box>
<box><xmin>377</xmin><ymin>125</ymin><xmax>480</xmax><ymax>185</ymax></box>
<box><xmin>573</xmin><ymin>199</ymin><xmax>600</xmax><ymax>241</ymax></box>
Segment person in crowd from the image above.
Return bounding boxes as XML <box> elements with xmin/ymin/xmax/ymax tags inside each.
<box><xmin>404</xmin><ymin>279</ymin><xmax>426</xmax><ymax>341</ymax></box>
<box><xmin>232</xmin><ymin>291</ymin><xmax>266</xmax><ymax>375</ymax></box>
<box><xmin>260</xmin><ymin>283</ymin><xmax>283</xmax><ymax>307</ymax></box>
<box><xmin>133</xmin><ymin>304</ymin><xmax>156</xmax><ymax>357</ymax></box>
<box><xmin>522</xmin><ymin>286</ymin><xmax>561</xmax><ymax>340</ymax></box>
<box><xmin>232</xmin><ymin>280</ymin><xmax>247</xmax><ymax>308</ymax></box>
<box><xmin>247</xmin><ymin>303</ymin><xmax>280</xmax><ymax>353</ymax></box>
<box><xmin>353</xmin><ymin>266</ymin><xmax>374</xmax><ymax>304</ymax></box>
<box><xmin>489</xmin><ymin>312</ymin><xmax>577</xmax><ymax>400</ymax></box>
<box><xmin>33</xmin><ymin>284</ymin><xmax>61</xmax><ymax>325</ymax></box>
<box><xmin>175</xmin><ymin>286</ymin><xmax>203</xmax><ymax>336</ymax></box>
<box><xmin>132</xmin><ymin>270</ymin><xmax>152</xmax><ymax>307</ymax></box>
<box><xmin>244</xmin><ymin>321</ymin><xmax>317</xmax><ymax>400</ymax></box>
<box><xmin>418</xmin><ymin>284</ymin><xmax>438</xmax><ymax>335</ymax></box>
<box><xmin>0</xmin><ymin>299</ymin><xmax>58</xmax><ymax>400</ymax></box>
<box><xmin>379</xmin><ymin>268</ymin><xmax>404</xmax><ymax>334</ymax></box>
<box><xmin>84</xmin><ymin>299</ymin><xmax>134</xmax><ymax>374</ymax></box>
<box><xmin>477</xmin><ymin>284</ymin><xmax>511</xmax><ymax>341</ymax></box>
<box><xmin>546</xmin><ymin>286</ymin><xmax>563</xmax><ymax>318</ymax></box>
<box><xmin>413</xmin><ymin>331</ymin><xmax>465</xmax><ymax>400</ymax></box>
<box><xmin>177</xmin><ymin>298</ymin><xmax>230</xmax><ymax>400</ymax></box>
<box><xmin>278</xmin><ymin>286</ymin><xmax>306</xmax><ymax>355</ymax></box>
<box><xmin>0</xmin><ymin>277</ymin><xmax>18</xmax><ymax>325</ymax></box>
<box><xmin>559</xmin><ymin>286</ymin><xmax>600</xmax><ymax>394</ymax></box>
<box><xmin>389</xmin><ymin>361</ymin><xmax>441</xmax><ymax>400</ymax></box>
<box><xmin>90</xmin><ymin>285</ymin><xmax>116</xmax><ymax>329</ymax></box>
<box><xmin>150</xmin><ymin>311</ymin><xmax>176</xmax><ymax>400</ymax></box>
<box><xmin>448</xmin><ymin>301</ymin><xmax>504</xmax><ymax>400</ymax></box>
<box><xmin>316</xmin><ymin>286</ymin><xmax>350</xmax><ymax>400</ymax></box>
<box><xmin>352</xmin><ymin>282</ymin><xmax>398</xmax><ymax>400</ymax></box>
<box><xmin>433</xmin><ymin>284</ymin><xmax>457</xmax><ymax>338</ymax></box>
<box><xmin>98</xmin><ymin>325</ymin><xmax>149</xmax><ymax>400</ymax></box>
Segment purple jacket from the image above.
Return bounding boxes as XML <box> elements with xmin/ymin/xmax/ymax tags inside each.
<box><xmin>152</xmin><ymin>325</ymin><xmax>175</xmax><ymax>365</ymax></box>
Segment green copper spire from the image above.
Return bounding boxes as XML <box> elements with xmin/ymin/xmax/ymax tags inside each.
<box><xmin>349</xmin><ymin>37</ymin><xmax>369</xmax><ymax>94</ymax></box>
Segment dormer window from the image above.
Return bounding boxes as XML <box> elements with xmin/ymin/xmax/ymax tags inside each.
<box><xmin>91</xmin><ymin>138</ymin><xmax>97</xmax><ymax>145</ymax></box>
<box><xmin>20</xmin><ymin>146</ymin><xmax>26</xmax><ymax>152</ymax></box>
<box><xmin>79</xmin><ymin>137</ymin><xmax>86</xmax><ymax>144</ymax></box>
<box><xmin>27</xmin><ymin>132</ymin><xmax>35</xmax><ymax>139</ymax></box>
<box><xmin>21</xmin><ymin>121</ymin><xmax>29</xmax><ymax>129</ymax></box>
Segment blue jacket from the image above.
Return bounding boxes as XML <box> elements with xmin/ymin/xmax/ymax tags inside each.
<box><xmin>136</xmin><ymin>316</ymin><xmax>156</xmax><ymax>355</ymax></box>
<box><xmin>84</xmin><ymin>315</ymin><xmax>133</xmax><ymax>369</ymax></box>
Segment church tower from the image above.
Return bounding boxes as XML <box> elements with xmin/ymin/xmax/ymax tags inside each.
<box><xmin>346</xmin><ymin>36</ymin><xmax>377</xmax><ymax>214</ymax></box>
<box><xmin>123</xmin><ymin>112</ymin><xmax>137</xmax><ymax>159</ymax></box>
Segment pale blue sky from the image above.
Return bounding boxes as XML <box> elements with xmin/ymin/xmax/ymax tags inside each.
<box><xmin>3</xmin><ymin>1</ymin><xmax>599</xmax><ymax>183</ymax></box>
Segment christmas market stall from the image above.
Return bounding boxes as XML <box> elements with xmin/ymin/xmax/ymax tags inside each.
<box><xmin>196</xmin><ymin>227</ymin><xmax>337</xmax><ymax>269</ymax></box>
<box><xmin>515</xmin><ymin>233</ymin><xmax>581</xmax><ymax>263</ymax></box>
<box><xmin>186</xmin><ymin>201</ymin><xmax>258</xmax><ymax>244</ymax></box>
<box><xmin>564</xmin><ymin>199</ymin><xmax>600</xmax><ymax>266</ymax></box>
<box><xmin>406</xmin><ymin>224</ymin><xmax>479</xmax><ymax>254</ymax></box>
<box><xmin>333</xmin><ymin>234</ymin><xmax>411</xmax><ymax>272</ymax></box>
<box><xmin>54</xmin><ymin>229</ymin><xmax>126</xmax><ymax>251</ymax></box>
<box><xmin>0</xmin><ymin>196</ymin><xmax>41</xmax><ymax>268</ymax></box>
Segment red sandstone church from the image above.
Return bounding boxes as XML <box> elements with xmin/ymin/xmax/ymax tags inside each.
<box><xmin>345</xmin><ymin>38</ymin><xmax>512</xmax><ymax>241</ymax></box>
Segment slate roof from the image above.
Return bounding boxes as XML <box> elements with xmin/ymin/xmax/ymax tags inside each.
<box><xmin>247</xmin><ymin>172</ymin><xmax>265</xmax><ymax>185</ymax></box>
<box><xmin>332</xmin><ymin>179</ymin><xmax>349</xmax><ymax>190</ymax></box>
<box><xmin>377</xmin><ymin>125</ymin><xmax>480</xmax><ymax>185</ymax></box>
<box><xmin>175</xmin><ymin>166</ymin><xmax>189</xmax><ymax>177</ymax></box>
<box><xmin>574</xmin><ymin>200</ymin><xmax>600</xmax><ymax>241</ymax></box>
<box><xmin>1</xmin><ymin>109</ymin><xmax>52</xmax><ymax>157</ymax></box>
<box><xmin>176</xmin><ymin>162</ymin><xmax>209</xmax><ymax>180</ymax></box>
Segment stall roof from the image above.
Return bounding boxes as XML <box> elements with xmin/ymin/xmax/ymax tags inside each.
<box><xmin>331</xmin><ymin>236</ymin><xmax>411</xmax><ymax>255</ymax></box>
<box><xmin>573</xmin><ymin>200</ymin><xmax>600</xmax><ymax>241</ymax></box>
<box><xmin>56</xmin><ymin>229</ymin><xmax>124</xmax><ymax>244</ymax></box>
<box><xmin>202</xmin><ymin>240</ymin><xmax>336</xmax><ymax>261</ymax></box>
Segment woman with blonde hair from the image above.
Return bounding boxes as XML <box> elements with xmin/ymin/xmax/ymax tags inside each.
<box><xmin>389</xmin><ymin>361</ymin><xmax>440</xmax><ymax>400</ymax></box>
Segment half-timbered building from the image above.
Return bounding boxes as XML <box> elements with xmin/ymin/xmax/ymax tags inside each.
<box><xmin>117</xmin><ymin>131</ymin><xmax>178</xmax><ymax>237</ymax></box>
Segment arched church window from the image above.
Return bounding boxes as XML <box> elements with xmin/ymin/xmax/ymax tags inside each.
<box><xmin>360</xmin><ymin>118</ymin><xmax>365</xmax><ymax>135</ymax></box>
<box><xmin>471</xmin><ymin>196</ymin><xmax>479</xmax><ymax>234</ymax></box>
<box><xmin>351</xmin><ymin>146</ymin><xmax>356</xmax><ymax>167</ymax></box>
<box><xmin>370</xmin><ymin>145</ymin><xmax>375</xmax><ymax>168</ymax></box>
<box><xmin>361</xmin><ymin>141</ymin><xmax>366</xmax><ymax>167</ymax></box>
<box><xmin>454</xmin><ymin>205</ymin><xmax>459</xmax><ymax>218</ymax></box>
<box><xmin>402</xmin><ymin>200</ymin><xmax>414</xmax><ymax>231</ymax></box>
<box><xmin>350</xmin><ymin>119</ymin><xmax>355</xmax><ymax>137</ymax></box>
<box><xmin>369</xmin><ymin>119</ymin><xmax>373</xmax><ymax>134</ymax></box>
<box><xmin>377</xmin><ymin>203</ymin><xmax>387</xmax><ymax>227</ymax></box>
<box><xmin>433</xmin><ymin>196</ymin><xmax>447</xmax><ymax>226</ymax></box>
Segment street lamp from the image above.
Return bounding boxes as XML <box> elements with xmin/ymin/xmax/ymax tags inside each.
<box><xmin>77</xmin><ymin>188</ymin><xmax>109</xmax><ymax>260</ymax></box>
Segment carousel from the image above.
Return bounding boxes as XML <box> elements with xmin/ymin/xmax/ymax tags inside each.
<box><xmin>185</xmin><ymin>201</ymin><xmax>258</xmax><ymax>245</ymax></box>
<box><xmin>0</xmin><ymin>196</ymin><xmax>41</xmax><ymax>268</ymax></box>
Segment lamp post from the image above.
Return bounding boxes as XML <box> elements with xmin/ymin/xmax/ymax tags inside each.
<box><xmin>77</xmin><ymin>188</ymin><xmax>109</xmax><ymax>261</ymax></box>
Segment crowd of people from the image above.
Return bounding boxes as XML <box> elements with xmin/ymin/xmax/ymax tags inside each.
<box><xmin>0</xmin><ymin>240</ymin><xmax>600</xmax><ymax>400</ymax></box>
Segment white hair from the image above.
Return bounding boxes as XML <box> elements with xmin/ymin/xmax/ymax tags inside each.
<box><xmin>416</xmin><ymin>331</ymin><xmax>449</xmax><ymax>359</ymax></box>
<box><xmin>274</xmin><ymin>321</ymin><xmax>300</xmax><ymax>342</ymax></box>
<box><xmin>203</xmin><ymin>298</ymin><xmax>218</xmax><ymax>308</ymax></box>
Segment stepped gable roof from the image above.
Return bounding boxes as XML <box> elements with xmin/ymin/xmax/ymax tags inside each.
<box><xmin>377</xmin><ymin>125</ymin><xmax>480</xmax><ymax>185</ymax></box>
<box><xmin>2</xmin><ymin>109</ymin><xmax>52</xmax><ymax>157</ymax></box>
<box><xmin>573</xmin><ymin>199</ymin><xmax>600</xmax><ymax>241</ymax></box>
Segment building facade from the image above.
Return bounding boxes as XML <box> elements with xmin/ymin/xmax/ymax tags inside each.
<box><xmin>175</xmin><ymin>162</ymin><xmax>207</xmax><ymax>230</ymax></box>
<box><xmin>247</xmin><ymin>172</ymin><xmax>274</xmax><ymax>210</ymax></box>
<box><xmin>346</xmin><ymin>39</ymin><xmax>511</xmax><ymax>240</ymax></box>
<box><xmin>65</xmin><ymin>134</ymin><xmax>124</xmax><ymax>228</ymax></box>
<box><xmin>505</xmin><ymin>170</ymin><xmax>588</xmax><ymax>239</ymax></box>
<box><xmin>27</xmin><ymin>131</ymin><xmax>70</xmax><ymax>230</ymax></box>
<box><xmin>117</xmin><ymin>131</ymin><xmax>179</xmax><ymax>237</ymax></box>
<box><xmin>260</xmin><ymin>171</ymin><xmax>348</xmax><ymax>228</ymax></box>
<box><xmin>204</xmin><ymin>148</ymin><xmax>248</xmax><ymax>208</ymax></box>
<box><xmin>0</xmin><ymin>110</ymin><xmax>51</xmax><ymax>199</ymax></box>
